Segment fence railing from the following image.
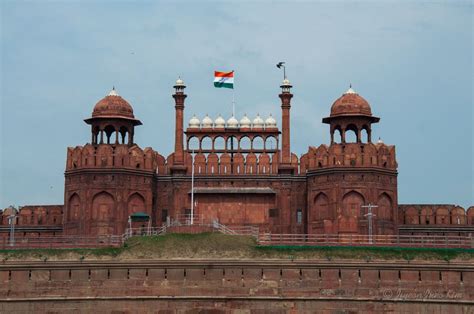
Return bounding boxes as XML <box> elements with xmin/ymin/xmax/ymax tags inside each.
<box><xmin>0</xmin><ymin>235</ymin><xmax>123</xmax><ymax>250</ymax></box>
<box><xmin>257</xmin><ymin>233</ymin><xmax>474</xmax><ymax>248</ymax></box>
<box><xmin>123</xmin><ymin>225</ymin><xmax>167</xmax><ymax>241</ymax></box>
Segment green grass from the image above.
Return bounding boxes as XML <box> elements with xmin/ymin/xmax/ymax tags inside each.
<box><xmin>0</xmin><ymin>233</ymin><xmax>472</xmax><ymax>262</ymax></box>
<box><xmin>256</xmin><ymin>245</ymin><xmax>474</xmax><ymax>261</ymax></box>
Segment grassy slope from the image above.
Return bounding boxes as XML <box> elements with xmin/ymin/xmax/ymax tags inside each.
<box><xmin>0</xmin><ymin>233</ymin><xmax>473</xmax><ymax>262</ymax></box>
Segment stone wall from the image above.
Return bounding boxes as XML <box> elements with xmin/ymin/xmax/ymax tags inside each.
<box><xmin>0</xmin><ymin>260</ymin><xmax>471</xmax><ymax>313</ymax></box>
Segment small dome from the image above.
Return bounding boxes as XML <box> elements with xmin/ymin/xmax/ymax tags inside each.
<box><xmin>377</xmin><ymin>137</ymin><xmax>384</xmax><ymax>144</ymax></box>
<box><xmin>214</xmin><ymin>114</ymin><xmax>226</xmax><ymax>128</ymax></box>
<box><xmin>175</xmin><ymin>77</ymin><xmax>185</xmax><ymax>87</ymax></box>
<box><xmin>202</xmin><ymin>114</ymin><xmax>213</xmax><ymax>128</ymax></box>
<box><xmin>265</xmin><ymin>114</ymin><xmax>277</xmax><ymax>128</ymax></box>
<box><xmin>330</xmin><ymin>86</ymin><xmax>372</xmax><ymax>117</ymax></box>
<box><xmin>92</xmin><ymin>87</ymin><xmax>135</xmax><ymax>119</ymax></box>
<box><xmin>227</xmin><ymin>116</ymin><xmax>239</xmax><ymax>128</ymax></box>
<box><xmin>188</xmin><ymin>115</ymin><xmax>200</xmax><ymax>128</ymax></box>
<box><xmin>240</xmin><ymin>114</ymin><xmax>251</xmax><ymax>128</ymax></box>
<box><xmin>252</xmin><ymin>114</ymin><xmax>264</xmax><ymax>128</ymax></box>
<box><xmin>282</xmin><ymin>78</ymin><xmax>292</xmax><ymax>86</ymax></box>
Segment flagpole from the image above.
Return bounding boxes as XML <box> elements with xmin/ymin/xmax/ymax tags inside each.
<box><xmin>232</xmin><ymin>70</ymin><xmax>235</xmax><ymax>117</ymax></box>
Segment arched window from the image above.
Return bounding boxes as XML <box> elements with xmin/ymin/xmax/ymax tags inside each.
<box><xmin>240</xmin><ymin>136</ymin><xmax>251</xmax><ymax>151</ymax></box>
<box><xmin>201</xmin><ymin>136</ymin><xmax>212</xmax><ymax>151</ymax></box>
<box><xmin>333</xmin><ymin>127</ymin><xmax>342</xmax><ymax>143</ymax></box>
<box><xmin>252</xmin><ymin>136</ymin><xmax>264</xmax><ymax>150</ymax></box>
<box><xmin>213</xmin><ymin>136</ymin><xmax>225</xmax><ymax>151</ymax></box>
<box><xmin>361</xmin><ymin>125</ymin><xmax>370</xmax><ymax>143</ymax></box>
<box><xmin>188</xmin><ymin>136</ymin><xmax>199</xmax><ymax>151</ymax></box>
<box><xmin>265</xmin><ymin>136</ymin><xmax>277</xmax><ymax>150</ymax></box>
<box><xmin>119</xmin><ymin>126</ymin><xmax>128</xmax><ymax>144</ymax></box>
<box><xmin>345</xmin><ymin>124</ymin><xmax>358</xmax><ymax>143</ymax></box>
<box><xmin>104</xmin><ymin>125</ymin><xmax>116</xmax><ymax>144</ymax></box>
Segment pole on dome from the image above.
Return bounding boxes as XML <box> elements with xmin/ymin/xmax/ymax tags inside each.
<box><xmin>276</xmin><ymin>62</ymin><xmax>286</xmax><ymax>79</ymax></box>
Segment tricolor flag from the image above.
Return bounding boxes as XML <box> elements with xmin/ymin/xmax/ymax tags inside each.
<box><xmin>214</xmin><ymin>71</ymin><xmax>234</xmax><ymax>89</ymax></box>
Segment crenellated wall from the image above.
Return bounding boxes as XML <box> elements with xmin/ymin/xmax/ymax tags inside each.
<box><xmin>300</xmin><ymin>142</ymin><xmax>397</xmax><ymax>173</ymax></box>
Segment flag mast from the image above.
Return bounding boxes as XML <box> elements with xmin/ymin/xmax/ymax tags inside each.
<box><xmin>232</xmin><ymin>70</ymin><xmax>235</xmax><ymax>117</ymax></box>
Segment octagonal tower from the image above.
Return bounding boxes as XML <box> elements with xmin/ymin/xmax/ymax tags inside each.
<box><xmin>302</xmin><ymin>87</ymin><xmax>398</xmax><ymax>237</ymax></box>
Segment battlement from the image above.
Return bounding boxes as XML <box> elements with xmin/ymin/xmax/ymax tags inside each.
<box><xmin>399</xmin><ymin>204</ymin><xmax>474</xmax><ymax>225</ymax></box>
<box><xmin>300</xmin><ymin>142</ymin><xmax>397</xmax><ymax>173</ymax></box>
<box><xmin>66</xmin><ymin>144</ymin><xmax>165</xmax><ymax>173</ymax></box>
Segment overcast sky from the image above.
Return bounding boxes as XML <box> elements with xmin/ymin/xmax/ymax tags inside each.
<box><xmin>1</xmin><ymin>1</ymin><xmax>472</xmax><ymax>209</ymax></box>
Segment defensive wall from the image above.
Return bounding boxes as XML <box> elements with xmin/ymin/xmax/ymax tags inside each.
<box><xmin>2</xmin><ymin>203</ymin><xmax>473</xmax><ymax>240</ymax></box>
<box><xmin>0</xmin><ymin>260</ymin><xmax>472</xmax><ymax>313</ymax></box>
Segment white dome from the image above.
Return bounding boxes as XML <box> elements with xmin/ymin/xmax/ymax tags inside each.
<box><xmin>377</xmin><ymin>137</ymin><xmax>384</xmax><ymax>144</ymax></box>
<box><xmin>227</xmin><ymin>116</ymin><xmax>239</xmax><ymax>128</ymax></box>
<box><xmin>202</xmin><ymin>114</ymin><xmax>213</xmax><ymax>128</ymax></box>
<box><xmin>265</xmin><ymin>114</ymin><xmax>277</xmax><ymax>128</ymax></box>
<box><xmin>252</xmin><ymin>114</ymin><xmax>264</xmax><ymax>128</ymax></box>
<box><xmin>175</xmin><ymin>77</ymin><xmax>185</xmax><ymax>86</ymax></box>
<box><xmin>214</xmin><ymin>114</ymin><xmax>225</xmax><ymax>128</ymax></box>
<box><xmin>282</xmin><ymin>78</ymin><xmax>291</xmax><ymax>86</ymax></box>
<box><xmin>240</xmin><ymin>114</ymin><xmax>251</xmax><ymax>128</ymax></box>
<box><xmin>188</xmin><ymin>114</ymin><xmax>200</xmax><ymax>128</ymax></box>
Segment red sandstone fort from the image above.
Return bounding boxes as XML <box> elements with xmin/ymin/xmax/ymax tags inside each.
<box><xmin>1</xmin><ymin>78</ymin><xmax>473</xmax><ymax>239</ymax></box>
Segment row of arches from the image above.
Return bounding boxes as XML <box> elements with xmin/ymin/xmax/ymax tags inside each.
<box><xmin>400</xmin><ymin>206</ymin><xmax>474</xmax><ymax>225</ymax></box>
<box><xmin>2</xmin><ymin>206</ymin><xmax>63</xmax><ymax>226</ymax></box>
<box><xmin>331</xmin><ymin>124</ymin><xmax>372</xmax><ymax>144</ymax></box>
<box><xmin>189</xmin><ymin>152</ymin><xmax>280</xmax><ymax>175</ymax></box>
<box><xmin>92</xmin><ymin>125</ymin><xmax>134</xmax><ymax>146</ymax></box>
<box><xmin>67</xmin><ymin>192</ymin><xmax>146</xmax><ymax>222</ymax></box>
<box><xmin>312</xmin><ymin>191</ymin><xmax>393</xmax><ymax>221</ymax></box>
<box><xmin>187</xmin><ymin>135</ymin><xmax>278</xmax><ymax>152</ymax></box>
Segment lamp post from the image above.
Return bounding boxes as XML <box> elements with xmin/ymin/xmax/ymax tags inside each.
<box><xmin>8</xmin><ymin>214</ymin><xmax>16</xmax><ymax>247</ymax></box>
<box><xmin>362</xmin><ymin>204</ymin><xmax>378</xmax><ymax>244</ymax></box>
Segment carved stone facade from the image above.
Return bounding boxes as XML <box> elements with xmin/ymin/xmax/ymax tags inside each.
<box><xmin>1</xmin><ymin>79</ymin><xmax>472</xmax><ymax>238</ymax></box>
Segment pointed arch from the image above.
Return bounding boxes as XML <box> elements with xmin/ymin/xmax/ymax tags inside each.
<box><xmin>68</xmin><ymin>193</ymin><xmax>81</xmax><ymax>221</ymax></box>
<box><xmin>127</xmin><ymin>192</ymin><xmax>146</xmax><ymax>215</ymax></box>
<box><xmin>377</xmin><ymin>193</ymin><xmax>392</xmax><ymax>220</ymax></box>
<box><xmin>313</xmin><ymin>192</ymin><xmax>330</xmax><ymax>221</ymax></box>
<box><xmin>92</xmin><ymin>191</ymin><xmax>115</xmax><ymax>221</ymax></box>
<box><xmin>342</xmin><ymin>191</ymin><xmax>365</xmax><ymax>218</ymax></box>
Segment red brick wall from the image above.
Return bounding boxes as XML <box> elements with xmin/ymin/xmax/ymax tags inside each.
<box><xmin>0</xmin><ymin>260</ymin><xmax>470</xmax><ymax>313</ymax></box>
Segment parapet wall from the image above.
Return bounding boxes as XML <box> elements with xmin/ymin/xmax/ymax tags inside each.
<box><xmin>399</xmin><ymin>204</ymin><xmax>474</xmax><ymax>226</ymax></box>
<box><xmin>0</xmin><ymin>260</ymin><xmax>471</xmax><ymax>313</ymax></box>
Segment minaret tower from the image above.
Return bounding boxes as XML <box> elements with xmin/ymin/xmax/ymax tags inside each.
<box><xmin>279</xmin><ymin>78</ymin><xmax>293</xmax><ymax>174</ymax></box>
<box><xmin>171</xmin><ymin>78</ymin><xmax>187</xmax><ymax>174</ymax></box>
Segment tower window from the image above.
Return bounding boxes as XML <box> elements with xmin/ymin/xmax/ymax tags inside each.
<box><xmin>296</xmin><ymin>209</ymin><xmax>302</xmax><ymax>224</ymax></box>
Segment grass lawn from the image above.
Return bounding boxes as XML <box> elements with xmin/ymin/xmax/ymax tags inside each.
<box><xmin>0</xmin><ymin>233</ymin><xmax>472</xmax><ymax>262</ymax></box>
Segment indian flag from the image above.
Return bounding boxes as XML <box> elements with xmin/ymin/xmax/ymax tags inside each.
<box><xmin>214</xmin><ymin>71</ymin><xmax>234</xmax><ymax>89</ymax></box>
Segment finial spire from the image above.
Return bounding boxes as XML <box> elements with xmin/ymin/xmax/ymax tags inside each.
<box><xmin>108</xmin><ymin>86</ymin><xmax>119</xmax><ymax>96</ymax></box>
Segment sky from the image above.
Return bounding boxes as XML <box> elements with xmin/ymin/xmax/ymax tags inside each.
<box><xmin>0</xmin><ymin>1</ymin><xmax>472</xmax><ymax>209</ymax></box>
